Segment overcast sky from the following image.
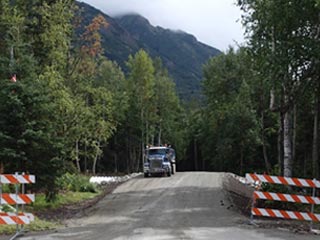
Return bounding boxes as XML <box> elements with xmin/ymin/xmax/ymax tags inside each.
<box><xmin>81</xmin><ymin>0</ymin><xmax>245</xmax><ymax>51</ymax></box>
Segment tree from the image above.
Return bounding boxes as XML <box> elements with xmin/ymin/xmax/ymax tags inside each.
<box><xmin>201</xmin><ymin>48</ymin><xmax>261</xmax><ymax>174</ymax></box>
<box><xmin>96</xmin><ymin>60</ymin><xmax>129</xmax><ymax>173</ymax></box>
<box><xmin>153</xmin><ymin>58</ymin><xmax>182</xmax><ymax>145</ymax></box>
<box><xmin>126</xmin><ymin>50</ymin><xmax>155</xmax><ymax>171</ymax></box>
<box><xmin>0</xmin><ymin>0</ymin><xmax>77</xmax><ymax>200</ymax></box>
<box><xmin>238</xmin><ymin>0</ymin><xmax>320</xmax><ymax>177</ymax></box>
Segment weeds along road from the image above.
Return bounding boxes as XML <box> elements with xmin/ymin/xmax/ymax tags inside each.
<box><xmin>21</xmin><ymin>172</ymin><xmax>318</xmax><ymax>240</ymax></box>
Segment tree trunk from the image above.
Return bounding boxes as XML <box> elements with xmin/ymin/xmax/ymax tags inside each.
<box><xmin>75</xmin><ymin>140</ymin><xmax>81</xmax><ymax>173</ymax></box>
<box><xmin>139</xmin><ymin>109</ymin><xmax>144</xmax><ymax>173</ymax></box>
<box><xmin>292</xmin><ymin>104</ymin><xmax>297</xmax><ymax>164</ymax></box>
<box><xmin>278</xmin><ymin>112</ymin><xmax>284</xmax><ymax>175</ymax></box>
<box><xmin>312</xmin><ymin>89</ymin><xmax>319</xmax><ymax>178</ymax></box>
<box><xmin>261</xmin><ymin>110</ymin><xmax>271</xmax><ymax>173</ymax></box>
<box><xmin>92</xmin><ymin>141</ymin><xmax>100</xmax><ymax>175</ymax></box>
<box><xmin>158</xmin><ymin>126</ymin><xmax>162</xmax><ymax>146</ymax></box>
<box><xmin>137</xmin><ymin>143</ymin><xmax>142</xmax><ymax>172</ymax></box>
<box><xmin>283</xmin><ymin>108</ymin><xmax>293</xmax><ymax>177</ymax></box>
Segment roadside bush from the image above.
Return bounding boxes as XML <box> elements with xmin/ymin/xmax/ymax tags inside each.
<box><xmin>56</xmin><ymin>173</ymin><xmax>97</xmax><ymax>193</ymax></box>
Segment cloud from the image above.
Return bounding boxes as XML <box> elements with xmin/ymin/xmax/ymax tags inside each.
<box><xmin>81</xmin><ymin>0</ymin><xmax>245</xmax><ymax>51</ymax></box>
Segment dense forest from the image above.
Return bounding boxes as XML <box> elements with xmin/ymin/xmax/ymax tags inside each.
<box><xmin>0</xmin><ymin>0</ymin><xmax>319</xmax><ymax>200</ymax></box>
<box><xmin>192</xmin><ymin>0</ymin><xmax>320</xmax><ymax>178</ymax></box>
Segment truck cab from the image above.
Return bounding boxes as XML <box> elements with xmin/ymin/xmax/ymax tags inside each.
<box><xmin>143</xmin><ymin>146</ymin><xmax>176</xmax><ymax>177</ymax></box>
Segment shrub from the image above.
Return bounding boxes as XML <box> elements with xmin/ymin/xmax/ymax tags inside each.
<box><xmin>56</xmin><ymin>173</ymin><xmax>97</xmax><ymax>193</ymax></box>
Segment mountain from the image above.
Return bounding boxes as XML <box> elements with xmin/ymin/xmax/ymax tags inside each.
<box><xmin>76</xmin><ymin>2</ymin><xmax>221</xmax><ymax>99</ymax></box>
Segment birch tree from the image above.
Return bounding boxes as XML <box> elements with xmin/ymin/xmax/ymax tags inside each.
<box><xmin>238</xmin><ymin>0</ymin><xmax>320</xmax><ymax>177</ymax></box>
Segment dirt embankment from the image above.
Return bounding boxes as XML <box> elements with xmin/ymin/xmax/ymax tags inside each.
<box><xmin>222</xmin><ymin>173</ymin><xmax>253</xmax><ymax>216</ymax></box>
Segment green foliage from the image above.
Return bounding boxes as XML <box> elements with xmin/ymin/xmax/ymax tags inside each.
<box><xmin>0</xmin><ymin>204</ymin><xmax>15</xmax><ymax>213</ymax></box>
<box><xmin>238</xmin><ymin>0</ymin><xmax>320</xmax><ymax>177</ymax></box>
<box><xmin>56</xmin><ymin>173</ymin><xmax>98</xmax><ymax>193</ymax></box>
<box><xmin>198</xmin><ymin>48</ymin><xmax>261</xmax><ymax>174</ymax></box>
<box><xmin>33</xmin><ymin>191</ymin><xmax>99</xmax><ymax>211</ymax></box>
<box><xmin>0</xmin><ymin>0</ymin><xmax>115</xmax><ymax>201</ymax></box>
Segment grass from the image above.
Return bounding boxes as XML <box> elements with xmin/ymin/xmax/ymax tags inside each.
<box><xmin>32</xmin><ymin>191</ymin><xmax>101</xmax><ymax>211</ymax></box>
<box><xmin>0</xmin><ymin>217</ymin><xmax>59</xmax><ymax>236</ymax></box>
<box><xmin>0</xmin><ymin>190</ymin><xmax>101</xmax><ymax>235</ymax></box>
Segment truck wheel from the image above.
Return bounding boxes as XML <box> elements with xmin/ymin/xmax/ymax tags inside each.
<box><xmin>144</xmin><ymin>173</ymin><xmax>149</xmax><ymax>178</ymax></box>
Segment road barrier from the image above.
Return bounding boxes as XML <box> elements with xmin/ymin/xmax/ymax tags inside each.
<box><xmin>0</xmin><ymin>173</ymin><xmax>35</xmax><ymax>239</ymax></box>
<box><xmin>246</xmin><ymin>173</ymin><xmax>320</xmax><ymax>223</ymax></box>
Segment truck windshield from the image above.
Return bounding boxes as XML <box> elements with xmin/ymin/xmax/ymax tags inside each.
<box><xmin>147</xmin><ymin>149</ymin><xmax>167</xmax><ymax>155</ymax></box>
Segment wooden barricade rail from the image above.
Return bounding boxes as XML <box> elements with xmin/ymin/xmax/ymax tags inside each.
<box><xmin>246</xmin><ymin>173</ymin><xmax>319</xmax><ymax>223</ymax></box>
<box><xmin>0</xmin><ymin>173</ymin><xmax>35</xmax><ymax>239</ymax></box>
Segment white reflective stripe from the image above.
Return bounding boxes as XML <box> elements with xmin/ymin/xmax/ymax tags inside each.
<box><xmin>285</xmin><ymin>194</ymin><xmax>294</xmax><ymax>202</ymax></box>
<box><xmin>255</xmin><ymin>191</ymin><xmax>265</xmax><ymax>199</ymax></box>
<box><xmin>1</xmin><ymin>216</ymin><xmax>16</xmax><ymax>224</ymax></box>
<box><xmin>314</xmin><ymin>214</ymin><xmax>320</xmax><ymax>221</ymax></box>
<box><xmin>314</xmin><ymin>197</ymin><xmax>320</xmax><ymax>205</ymax></box>
<box><xmin>296</xmin><ymin>195</ymin><xmax>307</xmax><ymax>203</ymax></box>
<box><xmin>271</xmin><ymin>176</ymin><xmax>281</xmax><ymax>184</ymax></box>
<box><xmin>259</xmin><ymin>175</ymin><xmax>267</xmax><ymax>183</ymax></box>
<box><xmin>299</xmin><ymin>179</ymin><xmax>308</xmax><ymax>187</ymax></box>
<box><xmin>16</xmin><ymin>176</ymin><xmax>25</xmax><ymax>183</ymax></box>
<box><xmin>287</xmin><ymin>211</ymin><xmax>298</xmax><ymax>219</ymax></box>
<box><xmin>0</xmin><ymin>176</ymin><xmax>10</xmax><ymax>184</ymax></box>
<box><xmin>285</xmin><ymin>177</ymin><xmax>295</xmax><ymax>186</ymax></box>
<box><xmin>28</xmin><ymin>175</ymin><xmax>36</xmax><ymax>183</ymax></box>
<box><xmin>300</xmin><ymin>212</ymin><xmax>312</xmax><ymax>221</ymax></box>
<box><xmin>272</xmin><ymin>210</ymin><xmax>283</xmax><ymax>218</ymax></box>
<box><xmin>259</xmin><ymin>208</ymin><xmax>269</xmax><ymax>216</ymax></box>
<box><xmin>19</xmin><ymin>175</ymin><xmax>35</xmax><ymax>183</ymax></box>
<box><xmin>18</xmin><ymin>216</ymin><xmax>30</xmax><ymax>224</ymax></box>
<box><xmin>25</xmin><ymin>213</ymin><xmax>34</xmax><ymax>221</ymax></box>
<box><xmin>245</xmin><ymin>174</ymin><xmax>254</xmax><ymax>183</ymax></box>
<box><xmin>270</xmin><ymin>193</ymin><xmax>280</xmax><ymax>201</ymax></box>
<box><xmin>29</xmin><ymin>194</ymin><xmax>35</xmax><ymax>202</ymax></box>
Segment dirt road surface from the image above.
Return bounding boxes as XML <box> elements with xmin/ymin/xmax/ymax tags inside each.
<box><xmin>19</xmin><ymin>172</ymin><xmax>319</xmax><ymax>240</ymax></box>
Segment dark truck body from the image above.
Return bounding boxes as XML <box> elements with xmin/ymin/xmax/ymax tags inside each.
<box><xmin>143</xmin><ymin>146</ymin><xmax>176</xmax><ymax>177</ymax></box>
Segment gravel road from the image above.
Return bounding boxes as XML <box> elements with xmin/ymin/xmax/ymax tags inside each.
<box><xmin>19</xmin><ymin>172</ymin><xmax>319</xmax><ymax>240</ymax></box>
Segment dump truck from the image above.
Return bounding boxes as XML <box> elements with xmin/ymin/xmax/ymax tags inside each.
<box><xmin>143</xmin><ymin>146</ymin><xmax>176</xmax><ymax>177</ymax></box>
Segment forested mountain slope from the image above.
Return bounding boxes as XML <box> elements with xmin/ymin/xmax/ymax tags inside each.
<box><xmin>76</xmin><ymin>2</ymin><xmax>221</xmax><ymax>99</ymax></box>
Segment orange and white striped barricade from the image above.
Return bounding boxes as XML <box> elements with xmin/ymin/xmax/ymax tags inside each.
<box><xmin>0</xmin><ymin>173</ymin><xmax>35</xmax><ymax>239</ymax></box>
<box><xmin>0</xmin><ymin>174</ymin><xmax>35</xmax><ymax>185</ymax></box>
<box><xmin>246</xmin><ymin>173</ymin><xmax>320</xmax><ymax>226</ymax></box>
<box><xmin>0</xmin><ymin>194</ymin><xmax>35</xmax><ymax>205</ymax></box>
<box><xmin>0</xmin><ymin>213</ymin><xmax>33</xmax><ymax>225</ymax></box>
